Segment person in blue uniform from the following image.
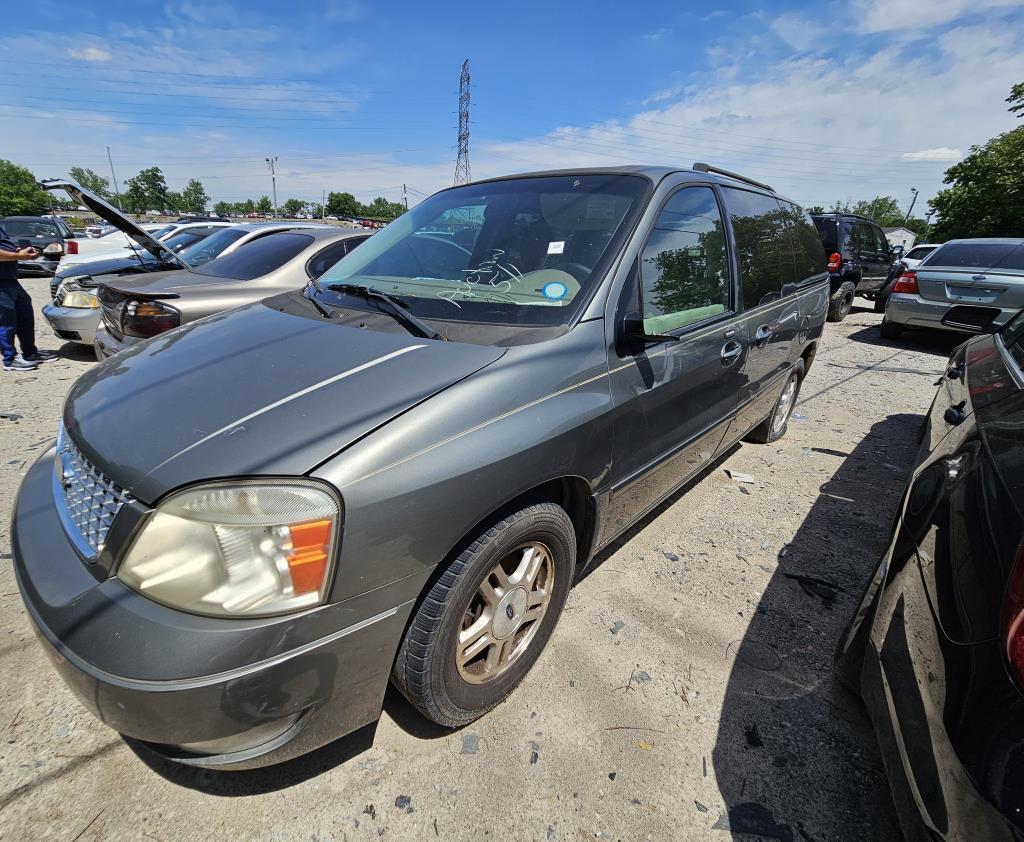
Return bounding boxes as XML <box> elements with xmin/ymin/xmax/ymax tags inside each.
<box><xmin>0</xmin><ymin>223</ymin><xmax>58</xmax><ymax>372</ymax></box>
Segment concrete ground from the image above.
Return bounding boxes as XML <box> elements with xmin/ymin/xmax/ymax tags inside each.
<box><xmin>0</xmin><ymin>279</ymin><xmax>962</xmax><ymax>841</ymax></box>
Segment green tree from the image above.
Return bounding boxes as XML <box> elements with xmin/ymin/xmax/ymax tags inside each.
<box><xmin>282</xmin><ymin>198</ymin><xmax>307</xmax><ymax>215</ymax></box>
<box><xmin>805</xmin><ymin>205</ymin><xmax>824</xmax><ymax>214</ymax></box>
<box><xmin>68</xmin><ymin>166</ymin><xmax>112</xmax><ymax>202</ymax></box>
<box><xmin>255</xmin><ymin>195</ymin><xmax>273</xmax><ymax>214</ymax></box>
<box><xmin>213</xmin><ymin>201</ymin><xmax>233</xmax><ymax>216</ymax></box>
<box><xmin>179</xmin><ymin>179</ymin><xmax>209</xmax><ymax>213</ymax></box>
<box><xmin>325</xmin><ymin>191</ymin><xmax>360</xmax><ymax>217</ymax></box>
<box><xmin>123</xmin><ymin>166</ymin><xmax>168</xmax><ymax>212</ymax></box>
<box><xmin>164</xmin><ymin>191</ymin><xmax>183</xmax><ymax>212</ymax></box>
<box><xmin>0</xmin><ymin>160</ymin><xmax>50</xmax><ymax>216</ymax></box>
<box><xmin>930</xmin><ymin>83</ymin><xmax>1024</xmax><ymax>240</ymax></box>
<box><xmin>851</xmin><ymin>196</ymin><xmax>903</xmax><ymax>226</ymax></box>
<box><xmin>363</xmin><ymin>196</ymin><xmax>405</xmax><ymax>219</ymax></box>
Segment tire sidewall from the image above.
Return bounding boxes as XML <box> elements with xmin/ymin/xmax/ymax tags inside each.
<box><xmin>435</xmin><ymin>506</ymin><xmax>575</xmax><ymax>715</ymax></box>
<box><xmin>765</xmin><ymin>359</ymin><xmax>805</xmax><ymax>443</ymax></box>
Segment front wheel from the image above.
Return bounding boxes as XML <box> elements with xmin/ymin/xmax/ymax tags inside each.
<box><xmin>392</xmin><ymin>503</ymin><xmax>575</xmax><ymax>727</ymax></box>
<box><xmin>744</xmin><ymin>359</ymin><xmax>805</xmax><ymax>444</ymax></box>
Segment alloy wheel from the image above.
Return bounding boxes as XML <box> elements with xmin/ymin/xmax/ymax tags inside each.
<box><xmin>456</xmin><ymin>541</ymin><xmax>554</xmax><ymax>684</ymax></box>
<box><xmin>772</xmin><ymin>373</ymin><xmax>799</xmax><ymax>434</ymax></box>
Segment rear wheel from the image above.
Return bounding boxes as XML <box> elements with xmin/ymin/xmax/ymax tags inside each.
<box><xmin>744</xmin><ymin>359</ymin><xmax>805</xmax><ymax>444</ymax></box>
<box><xmin>827</xmin><ymin>281</ymin><xmax>856</xmax><ymax>322</ymax></box>
<box><xmin>392</xmin><ymin>503</ymin><xmax>575</xmax><ymax>727</ymax></box>
<box><xmin>880</xmin><ymin>318</ymin><xmax>903</xmax><ymax>340</ymax></box>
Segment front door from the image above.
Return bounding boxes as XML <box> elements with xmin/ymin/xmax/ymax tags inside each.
<box><xmin>603</xmin><ymin>185</ymin><xmax>745</xmax><ymax>539</ymax></box>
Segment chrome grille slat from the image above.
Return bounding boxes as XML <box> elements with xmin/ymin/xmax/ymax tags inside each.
<box><xmin>54</xmin><ymin>427</ymin><xmax>132</xmax><ymax>557</ymax></box>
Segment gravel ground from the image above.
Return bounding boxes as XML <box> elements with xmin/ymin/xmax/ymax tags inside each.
<box><xmin>0</xmin><ymin>279</ymin><xmax>963</xmax><ymax>841</ymax></box>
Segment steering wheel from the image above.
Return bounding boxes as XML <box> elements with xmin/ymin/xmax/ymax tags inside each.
<box><xmin>550</xmin><ymin>262</ymin><xmax>591</xmax><ymax>283</ymax></box>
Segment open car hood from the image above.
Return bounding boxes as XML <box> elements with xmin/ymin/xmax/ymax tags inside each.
<box><xmin>39</xmin><ymin>179</ymin><xmax>192</xmax><ymax>270</ymax></box>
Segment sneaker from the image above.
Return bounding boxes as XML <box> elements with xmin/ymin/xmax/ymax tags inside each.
<box><xmin>3</xmin><ymin>356</ymin><xmax>38</xmax><ymax>372</ymax></box>
<box><xmin>22</xmin><ymin>350</ymin><xmax>59</xmax><ymax>363</ymax></box>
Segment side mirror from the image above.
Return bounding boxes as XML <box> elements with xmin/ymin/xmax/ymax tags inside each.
<box><xmin>621</xmin><ymin>311</ymin><xmax>681</xmax><ymax>346</ymax></box>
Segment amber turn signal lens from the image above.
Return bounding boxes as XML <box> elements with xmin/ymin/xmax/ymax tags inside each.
<box><xmin>286</xmin><ymin>519</ymin><xmax>333</xmax><ymax>594</ymax></box>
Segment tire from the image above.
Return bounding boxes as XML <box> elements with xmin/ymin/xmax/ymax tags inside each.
<box><xmin>392</xmin><ymin>503</ymin><xmax>576</xmax><ymax>728</ymax></box>
<box><xmin>873</xmin><ymin>293</ymin><xmax>887</xmax><ymax>314</ymax></box>
<box><xmin>827</xmin><ymin>281</ymin><xmax>856</xmax><ymax>322</ymax></box>
<box><xmin>744</xmin><ymin>358</ymin><xmax>805</xmax><ymax>444</ymax></box>
<box><xmin>879</xmin><ymin>318</ymin><xmax>903</xmax><ymax>340</ymax></box>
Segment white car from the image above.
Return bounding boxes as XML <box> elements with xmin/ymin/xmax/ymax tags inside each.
<box><xmin>899</xmin><ymin>243</ymin><xmax>941</xmax><ymax>271</ymax></box>
<box><xmin>59</xmin><ymin>221</ymin><xmax>236</xmax><ymax>272</ymax></box>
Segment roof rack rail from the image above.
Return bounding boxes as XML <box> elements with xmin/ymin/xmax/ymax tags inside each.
<box><xmin>692</xmin><ymin>162</ymin><xmax>774</xmax><ymax>193</ymax></box>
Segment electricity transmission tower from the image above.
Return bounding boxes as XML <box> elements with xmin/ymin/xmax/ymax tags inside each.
<box><xmin>454</xmin><ymin>60</ymin><xmax>471</xmax><ymax>185</ymax></box>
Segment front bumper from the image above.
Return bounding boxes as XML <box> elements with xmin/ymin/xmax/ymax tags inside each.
<box><xmin>42</xmin><ymin>302</ymin><xmax>100</xmax><ymax>345</ymax></box>
<box><xmin>18</xmin><ymin>257</ymin><xmax>59</xmax><ymax>276</ymax></box>
<box><xmin>12</xmin><ymin>450</ymin><xmax>422</xmax><ymax>769</ymax></box>
<box><xmin>885</xmin><ymin>294</ymin><xmax>1015</xmax><ymax>335</ymax></box>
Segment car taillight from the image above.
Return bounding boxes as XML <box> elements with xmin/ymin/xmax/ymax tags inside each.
<box><xmin>66</xmin><ymin>240</ymin><xmax>78</xmax><ymax>255</ymax></box>
<box><xmin>122</xmin><ymin>299</ymin><xmax>180</xmax><ymax>338</ymax></box>
<box><xmin>891</xmin><ymin>271</ymin><xmax>919</xmax><ymax>294</ymax></box>
<box><xmin>1003</xmin><ymin>543</ymin><xmax>1024</xmax><ymax>688</ymax></box>
<box><xmin>827</xmin><ymin>252</ymin><xmax>842</xmax><ymax>272</ymax></box>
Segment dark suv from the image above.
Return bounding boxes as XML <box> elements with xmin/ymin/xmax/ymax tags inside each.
<box><xmin>810</xmin><ymin>213</ymin><xmax>896</xmax><ymax>321</ymax></box>
<box><xmin>0</xmin><ymin>215</ymin><xmax>78</xmax><ymax>276</ymax></box>
<box><xmin>14</xmin><ymin>164</ymin><xmax>828</xmax><ymax>769</ymax></box>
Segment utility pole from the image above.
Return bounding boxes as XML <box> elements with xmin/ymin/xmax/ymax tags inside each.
<box><xmin>322</xmin><ymin>189</ymin><xmax>326</xmax><ymax>221</ymax></box>
<box><xmin>402</xmin><ymin>183</ymin><xmax>409</xmax><ymax>211</ymax></box>
<box><xmin>902</xmin><ymin>188</ymin><xmax>919</xmax><ymax>226</ymax></box>
<box><xmin>454</xmin><ymin>60</ymin><xmax>471</xmax><ymax>185</ymax></box>
<box><xmin>106</xmin><ymin>146</ymin><xmax>122</xmax><ymax>210</ymax></box>
<box><xmin>265</xmin><ymin>156</ymin><xmax>278</xmax><ymax>217</ymax></box>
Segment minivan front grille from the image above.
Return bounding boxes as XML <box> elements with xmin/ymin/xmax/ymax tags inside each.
<box><xmin>53</xmin><ymin>425</ymin><xmax>133</xmax><ymax>558</ymax></box>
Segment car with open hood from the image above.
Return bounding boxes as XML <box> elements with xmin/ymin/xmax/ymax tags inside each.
<box><xmin>93</xmin><ymin>226</ymin><xmax>370</xmax><ymax>358</ymax></box>
<box><xmin>13</xmin><ymin>164</ymin><xmax>828</xmax><ymax>769</ymax></box>
<box><xmin>41</xmin><ymin>189</ymin><xmax>344</xmax><ymax>347</ymax></box>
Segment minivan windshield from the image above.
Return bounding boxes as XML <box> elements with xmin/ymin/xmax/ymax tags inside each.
<box><xmin>318</xmin><ymin>174</ymin><xmax>649</xmax><ymax>326</ymax></box>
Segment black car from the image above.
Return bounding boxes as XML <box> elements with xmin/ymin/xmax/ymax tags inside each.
<box><xmin>1</xmin><ymin>215</ymin><xmax>79</xmax><ymax>276</ymax></box>
<box><xmin>810</xmin><ymin>213</ymin><xmax>898</xmax><ymax>321</ymax></box>
<box><xmin>836</xmin><ymin>310</ymin><xmax>1024</xmax><ymax>840</ymax></box>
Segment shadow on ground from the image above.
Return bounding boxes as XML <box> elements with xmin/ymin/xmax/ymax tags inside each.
<box><xmin>710</xmin><ymin>414</ymin><xmax>921</xmax><ymax>841</ymax></box>
<box><xmin>845</xmin><ymin>322</ymin><xmax>965</xmax><ymax>358</ymax></box>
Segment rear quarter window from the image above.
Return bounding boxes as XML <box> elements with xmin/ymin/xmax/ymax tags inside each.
<box><xmin>811</xmin><ymin>217</ymin><xmax>837</xmax><ymax>253</ymax></box>
<box><xmin>904</xmin><ymin>246</ymin><xmax>936</xmax><ymax>261</ymax></box>
<box><xmin>784</xmin><ymin>203</ymin><xmax>827</xmax><ymax>284</ymax></box>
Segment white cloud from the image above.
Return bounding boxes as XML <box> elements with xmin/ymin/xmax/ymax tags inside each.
<box><xmin>769</xmin><ymin>14</ymin><xmax>827</xmax><ymax>51</ymax></box>
<box><xmin>67</xmin><ymin>46</ymin><xmax>111</xmax><ymax>61</ymax></box>
<box><xmin>852</xmin><ymin>0</ymin><xmax>1020</xmax><ymax>33</ymax></box>
<box><xmin>642</xmin><ymin>27</ymin><xmax>672</xmax><ymax>42</ymax></box>
<box><xmin>902</xmin><ymin>147</ymin><xmax>963</xmax><ymax>161</ymax></box>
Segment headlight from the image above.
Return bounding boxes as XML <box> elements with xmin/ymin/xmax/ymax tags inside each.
<box><xmin>62</xmin><ymin>290</ymin><xmax>99</xmax><ymax>309</ymax></box>
<box><xmin>117</xmin><ymin>481</ymin><xmax>341</xmax><ymax>617</ymax></box>
<box><xmin>42</xmin><ymin>242</ymin><xmax>63</xmax><ymax>255</ymax></box>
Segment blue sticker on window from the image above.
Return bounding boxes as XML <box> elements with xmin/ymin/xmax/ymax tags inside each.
<box><xmin>541</xmin><ymin>281</ymin><xmax>568</xmax><ymax>300</ymax></box>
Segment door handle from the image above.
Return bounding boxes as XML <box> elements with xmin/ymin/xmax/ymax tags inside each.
<box><xmin>943</xmin><ymin>401</ymin><xmax>966</xmax><ymax>426</ymax></box>
<box><xmin>754</xmin><ymin>324</ymin><xmax>774</xmax><ymax>343</ymax></box>
<box><xmin>721</xmin><ymin>340</ymin><xmax>743</xmax><ymax>365</ymax></box>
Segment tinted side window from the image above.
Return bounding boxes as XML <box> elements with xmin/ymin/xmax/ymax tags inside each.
<box><xmin>198</xmin><ymin>233</ymin><xmax>314</xmax><ymax>280</ymax></box>
<box><xmin>307</xmin><ymin>240</ymin><xmax>350</xmax><ymax>278</ymax></box>
<box><xmin>872</xmin><ymin>226</ymin><xmax>889</xmax><ymax>256</ymax></box>
<box><xmin>720</xmin><ymin>187</ymin><xmax>792</xmax><ymax>309</ymax></box>
<box><xmin>639</xmin><ymin>186</ymin><xmax>730</xmax><ymax>334</ymax></box>
<box><xmin>782</xmin><ymin>203</ymin><xmax>828</xmax><ymax>284</ymax></box>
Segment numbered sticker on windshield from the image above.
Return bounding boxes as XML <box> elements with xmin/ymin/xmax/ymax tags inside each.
<box><xmin>547</xmin><ymin>241</ymin><xmax>565</xmax><ymax>255</ymax></box>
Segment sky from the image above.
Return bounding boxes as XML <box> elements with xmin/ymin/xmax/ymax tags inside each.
<box><xmin>3</xmin><ymin>0</ymin><xmax>1023</xmax><ymax>216</ymax></box>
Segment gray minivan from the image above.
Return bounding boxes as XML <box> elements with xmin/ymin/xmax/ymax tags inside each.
<box><xmin>13</xmin><ymin>164</ymin><xmax>828</xmax><ymax>769</ymax></box>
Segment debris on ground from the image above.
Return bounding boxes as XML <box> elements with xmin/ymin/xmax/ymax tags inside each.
<box><xmin>633</xmin><ymin>671</ymin><xmax>652</xmax><ymax>684</ymax></box>
<box><xmin>695</xmin><ymin>800</ymin><xmax>709</xmax><ymax>813</ymax></box>
<box><xmin>783</xmin><ymin>573</ymin><xmax>846</xmax><ymax>609</ymax></box>
<box><xmin>725</xmin><ymin>470</ymin><xmax>755</xmax><ymax>484</ymax></box>
<box><xmin>663</xmin><ymin>550</ymin><xmax>680</xmax><ymax>561</ymax></box>
<box><xmin>461</xmin><ymin>733</ymin><xmax>479</xmax><ymax>754</ymax></box>
<box><xmin>610</xmin><ymin>620</ymin><xmax>625</xmax><ymax>634</ymax></box>
<box><xmin>394</xmin><ymin>795</ymin><xmax>412</xmax><ymax>812</ymax></box>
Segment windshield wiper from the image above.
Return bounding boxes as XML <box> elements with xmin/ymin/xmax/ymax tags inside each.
<box><xmin>326</xmin><ymin>283</ymin><xmax>444</xmax><ymax>340</ymax></box>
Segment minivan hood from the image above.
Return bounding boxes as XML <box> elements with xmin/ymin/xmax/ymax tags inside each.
<box><xmin>39</xmin><ymin>179</ymin><xmax>192</xmax><ymax>269</ymax></box>
<box><xmin>64</xmin><ymin>302</ymin><xmax>506</xmax><ymax>502</ymax></box>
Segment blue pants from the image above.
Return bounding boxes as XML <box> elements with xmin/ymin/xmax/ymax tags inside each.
<box><xmin>0</xmin><ymin>281</ymin><xmax>37</xmax><ymax>364</ymax></box>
